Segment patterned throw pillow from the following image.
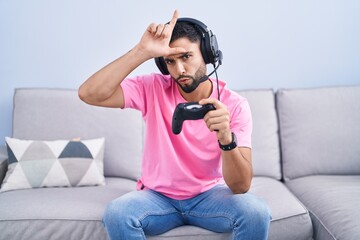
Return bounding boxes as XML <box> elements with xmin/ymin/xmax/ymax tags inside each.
<box><xmin>0</xmin><ymin>137</ymin><xmax>105</xmax><ymax>192</ymax></box>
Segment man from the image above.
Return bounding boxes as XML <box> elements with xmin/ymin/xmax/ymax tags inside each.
<box><xmin>79</xmin><ymin>10</ymin><xmax>271</xmax><ymax>240</ymax></box>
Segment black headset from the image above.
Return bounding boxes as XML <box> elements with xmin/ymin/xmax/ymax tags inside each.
<box><xmin>154</xmin><ymin>18</ymin><xmax>223</xmax><ymax>75</ymax></box>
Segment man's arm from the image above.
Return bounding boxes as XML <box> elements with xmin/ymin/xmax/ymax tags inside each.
<box><xmin>78</xmin><ymin>48</ymin><xmax>149</xmax><ymax>108</ymax></box>
<box><xmin>78</xmin><ymin>10</ymin><xmax>185</xmax><ymax>108</ymax></box>
<box><xmin>221</xmin><ymin>147</ymin><xmax>253</xmax><ymax>194</ymax></box>
<box><xmin>200</xmin><ymin>98</ymin><xmax>253</xmax><ymax>194</ymax></box>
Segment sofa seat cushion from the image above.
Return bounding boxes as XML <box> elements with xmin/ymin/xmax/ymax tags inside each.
<box><xmin>148</xmin><ymin>226</ymin><xmax>231</xmax><ymax>240</ymax></box>
<box><xmin>0</xmin><ymin>176</ymin><xmax>312</xmax><ymax>240</ymax></box>
<box><xmin>250</xmin><ymin>177</ymin><xmax>313</xmax><ymax>240</ymax></box>
<box><xmin>286</xmin><ymin>175</ymin><xmax>360</xmax><ymax>240</ymax></box>
<box><xmin>148</xmin><ymin>177</ymin><xmax>312</xmax><ymax>240</ymax></box>
<box><xmin>0</xmin><ymin>177</ymin><xmax>136</xmax><ymax>240</ymax></box>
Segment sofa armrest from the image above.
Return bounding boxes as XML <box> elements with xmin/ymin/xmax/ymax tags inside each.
<box><xmin>0</xmin><ymin>145</ymin><xmax>8</xmax><ymax>185</ymax></box>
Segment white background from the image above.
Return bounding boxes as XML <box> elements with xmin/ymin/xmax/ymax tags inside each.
<box><xmin>1</xmin><ymin>0</ymin><xmax>359</xmax><ymax>145</ymax></box>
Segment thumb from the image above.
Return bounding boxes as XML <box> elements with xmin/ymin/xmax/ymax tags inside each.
<box><xmin>167</xmin><ymin>47</ymin><xmax>186</xmax><ymax>55</ymax></box>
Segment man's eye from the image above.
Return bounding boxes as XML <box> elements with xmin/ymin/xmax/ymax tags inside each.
<box><xmin>182</xmin><ymin>54</ymin><xmax>191</xmax><ymax>59</ymax></box>
<box><xmin>165</xmin><ymin>60</ymin><xmax>173</xmax><ymax>65</ymax></box>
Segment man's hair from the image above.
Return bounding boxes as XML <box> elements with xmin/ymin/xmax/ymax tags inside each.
<box><xmin>170</xmin><ymin>21</ymin><xmax>203</xmax><ymax>43</ymax></box>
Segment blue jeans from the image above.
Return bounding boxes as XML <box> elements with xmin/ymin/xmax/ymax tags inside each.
<box><xmin>103</xmin><ymin>184</ymin><xmax>271</xmax><ymax>240</ymax></box>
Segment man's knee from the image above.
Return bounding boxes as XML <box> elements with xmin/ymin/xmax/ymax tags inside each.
<box><xmin>103</xmin><ymin>199</ymin><xmax>123</xmax><ymax>227</ymax></box>
<box><xmin>103</xmin><ymin>193</ymin><xmax>140</xmax><ymax>228</ymax></box>
<box><xmin>233</xmin><ymin>194</ymin><xmax>271</xmax><ymax>233</ymax></box>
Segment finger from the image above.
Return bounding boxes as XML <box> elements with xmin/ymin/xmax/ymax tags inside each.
<box><xmin>204</xmin><ymin>111</ymin><xmax>221</xmax><ymax>122</ymax></box>
<box><xmin>147</xmin><ymin>23</ymin><xmax>157</xmax><ymax>33</ymax></box>
<box><xmin>206</xmin><ymin>119</ymin><xmax>225</xmax><ymax>132</ymax></box>
<box><xmin>160</xmin><ymin>10</ymin><xmax>179</xmax><ymax>40</ymax></box>
<box><xmin>199</xmin><ymin>98</ymin><xmax>222</xmax><ymax>109</ymax></box>
<box><xmin>153</xmin><ymin>23</ymin><xmax>166</xmax><ymax>38</ymax></box>
<box><xmin>160</xmin><ymin>23</ymin><xmax>171</xmax><ymax>39</ymax></box>
<box><xmin>209</xmin><ymin>123</ymin><xmax>224</xmax><ymax>132</ymax></box>
<box><xmin>167</xmin><ymin>46</ymin><xmax>186</xmax><ymax>55</ymax></box>
<box><xmin>167</xmin><ymin>10</ymin><xmax>179</xmax><ymax>31</ymax></box>
<box><xmin>207</xmin><ymin>118</ymin><xmax>230</xmax><ymax>132</ymax></box>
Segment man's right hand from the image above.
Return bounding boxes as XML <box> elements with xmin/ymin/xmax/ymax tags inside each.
<box><xmin>136</xmin><ymin>10</ymin><xmax>186</xmax><ymax>60</ymax></box>
<box><xmin>79</xmin><ymin>10</ymin><xmax>185</xmax><ymax>109</ymax></box>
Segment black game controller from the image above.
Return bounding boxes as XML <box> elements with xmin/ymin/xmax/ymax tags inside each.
<box><xmin>172</xmin><ymin>102</ymin><xmax>216</xmax><ymax>134</ymax></box>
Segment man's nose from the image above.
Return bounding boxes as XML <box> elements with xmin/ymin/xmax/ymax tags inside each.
<box><xmin>175</xmin><ymin>62</ymin><xmax>186</xmax><ymax>75</ymax></box>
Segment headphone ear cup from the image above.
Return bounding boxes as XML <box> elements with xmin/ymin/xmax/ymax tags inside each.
<box><xmin>155</xmin><ymin>57</ymin><xmax>169</xmax><ymax>75</ymax></box>
<box><xmin>201</xmin><ymin>30</ymin><xmax>219</xmax><ymax>65</ymax></box>
<box><xmin>201</xmin><ymin>35</ymin><xmax>212</xmax><ymax>64</ymax></box>
<box><xmin>209</xmin><ymin>33</ymin><xmax>220</xmax><ymax>64</ymax></box>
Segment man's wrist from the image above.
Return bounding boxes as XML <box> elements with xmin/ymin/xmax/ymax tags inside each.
<box><xmin>218</xmin><ymin>132</ymin><xmax>238</xmax><ymax>151</ymax></box>
<box><xmin>218</xmin><ymin>131</ymin><xmax>233</xmax><ymax>145</ymax></box>
<box><xmin>132</xmin><ymin>44</ymin><xmax>153</xmax><ymax>62</ymax></box>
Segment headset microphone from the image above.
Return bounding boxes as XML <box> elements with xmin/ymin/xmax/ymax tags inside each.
<box><xmin>198</xmin><ymin>54</ymin><xmax>222</xmax><ymax>84</ymax></box>
<box><xmin>198</xmin><ymin>51</ymin><xmax>222</xmax><ymax>100</ymax></box>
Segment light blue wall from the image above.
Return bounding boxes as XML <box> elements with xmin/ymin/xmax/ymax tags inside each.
<box><xmin>1</xmin><ymin>0</ymin><xmax>360</xmax><ymax>145</ymax></box>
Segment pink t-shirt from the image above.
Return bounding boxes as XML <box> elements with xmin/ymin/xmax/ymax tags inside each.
<box><xmin>121</xmin><ymin>73</ymin><xmax>252</xmax><ymax>200</ymax></box>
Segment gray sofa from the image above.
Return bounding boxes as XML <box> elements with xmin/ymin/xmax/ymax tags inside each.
<box><xmin>0</xmin><ymin>86</ymin><xmax>359</xmax><ymax>240</ymax></box>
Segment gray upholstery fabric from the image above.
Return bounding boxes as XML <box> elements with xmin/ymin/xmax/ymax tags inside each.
<box><xmin>237</xmin><ymin>89</ymin><xmax>281</xmax><ymax>180</ymax></box>
<box><xmin>12</xmin><ymin>88</ymin><xmax>143</xmax><ymax>180</ymax></box>
<box><xmin>0</xmin><ymin>176</ymin><xmax>311</xmax><ymax>240</ymax></box>
<box><xmin>0</xmin><ymin>220</ymin><xmax>107</xmax><ymax>240</ymax></box>
<box><xmin>0</xmin><ymin>146</ymin><xmax>7</xmax><ymax>184</ymax></box>
<box><xmin>2</xmin><ymin>87</ymin><xmax>314</xmax><ymax>240</ymax></box>
<box><xmin>0</xmin><ymin>178</ymin><xmax>136</xmax><ymax>221</ymax></box>
<box><xmin>148</xmin><ymin>226</ymin><xmax>231</xmax><ymax>240</ymax></box>
<box><xmin>277</xmin><ymin>86</ymin><xmax>360</xmax><ymax>180</ymax></box>
<box><xmin>0</xmin><ymin>177</ymin><xmax>136</xmax><ymax>240</ymax></box>
<box><xmin>250</xmin><ymin>177</ymin><xmax>312</xmax><ymax>240</ymax></box>
<box><xmin>286</xmin><ymin>175</ymin><xmax>360</xmax><ymax>240</ymax></box>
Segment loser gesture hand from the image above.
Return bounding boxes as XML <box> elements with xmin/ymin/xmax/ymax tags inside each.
<box><xmin>137</xmin><ymin>10</ymin><xmax>186</xmax><ymax>59</ymax></box>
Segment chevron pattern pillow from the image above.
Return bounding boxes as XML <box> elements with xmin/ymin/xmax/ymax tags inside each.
<box><xmin>0</xmin><ymin>137</ymin><xmax>105</xmax><ymax>192</ymax></box>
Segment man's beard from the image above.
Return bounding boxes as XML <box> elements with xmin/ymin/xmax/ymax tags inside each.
<box><xmin>173</xmin><ymin>64</ymin><xmax>207</xmax><ymax>93</ymax></box>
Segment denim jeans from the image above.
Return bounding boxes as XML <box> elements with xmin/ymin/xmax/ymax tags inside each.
<box><xmin>103</xmin><ymin>184</ymin><xmax>271</xmax><ymax>240</ymax></box>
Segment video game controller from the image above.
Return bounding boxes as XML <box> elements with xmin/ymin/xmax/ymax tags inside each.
<box><xmin>172</xmin><ymin>102</ymin><xmax>216</xmax><ymax>135</ymax></box>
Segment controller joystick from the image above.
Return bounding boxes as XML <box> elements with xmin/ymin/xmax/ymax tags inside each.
<box><xmin>172</xmin><ymin>102</ymin><xmax>216</xmax><ymax>135</ymax></box>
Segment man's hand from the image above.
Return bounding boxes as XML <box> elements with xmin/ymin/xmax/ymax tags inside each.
<box><xmin>136</xmin><ymin>10</ymin><xmax>186</xmax><ymax>60</ymax></box>
<box><xmin>199</xmin><ymin>98</ymin><xmax>232</xmax><ymax>145</ymax></box>
<box><xmin>200</xmin><ymin>98</ymin><xmax>253</xmax><ymax>194</ymax></box>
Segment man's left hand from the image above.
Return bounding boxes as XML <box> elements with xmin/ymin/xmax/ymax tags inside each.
<box><xmin>199</xmin><ymin>98</ymin><xmax>232</xmax><ymax>145</ymax></box>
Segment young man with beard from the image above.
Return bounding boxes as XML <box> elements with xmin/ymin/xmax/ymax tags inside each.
<box><xmin>78</xmin><ymin>10</ymin><xmax>271</xmax><ymax>240</ymax></box>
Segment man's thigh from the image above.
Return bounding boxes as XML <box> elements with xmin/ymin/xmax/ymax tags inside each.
<box><xmin>183</xmin><ymin>184</ymin><xmax>271</xmax><ymax>233</ymax></box>
<box><xmin>104</xmin><ymin>190</ymin><xmax>184</xmax><ymax>236</ymax></box>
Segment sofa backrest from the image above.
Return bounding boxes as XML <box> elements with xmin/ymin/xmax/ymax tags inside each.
<box><xmin>238</xmin><ymin>89</ymin><xmax>282</xmax><ymax>180</ymax></box>
<box><xmin>12</xmin><ymin>88</ymin><xmax>283</xmax><ymax>182</ymax></box>
<box><xmin>277</xmin><ymin>86</ymin><xmax>360</xmax><ymax>181</ymax></box>
<box><xmin>12</xmin><ymin>88</ymin><xmax>143</xmax><ymax>180</ymax></box>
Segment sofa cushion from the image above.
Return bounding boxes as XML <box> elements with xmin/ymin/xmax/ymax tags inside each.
<box><xmin>0</xmin><ymin>177</ymin><xmax>136</xmax><ymax>240</ymax></box>
<box><xmin>150</xmin><ymin>177</ymin><xmax>312</xmax><ymax>240</ymax></box>
<box><xmin>286</xmin><ymin>175</ymin><xmax>360</xmax><ymax>240</ymax></box>
<box><xmin>277</xmin><ymin>86</ymin><xmax>360</xmax><ymax>180</ymax></box>
<box><xmin>12</xmin><ymin>88</ymin><xmax>144</xmax><ymax>180</ymax></box>
<box><xmin>1</xmin><ymin>137</ymin><xmax>105</xmax><ymax>192</ymax></box>
<box><xmin>249</xmin><ymin>177</ymin><xmax>312</xmax><ymax>240</ymax></box>
<box><xmin>0</xmin><ymin>146</ymin><xmax>7</xmax><ymax>184</ymax></box>
<box><xmin>237</xmin><ymin>90</ymin><xmax>281</xmax><ymax>180</ymax></box>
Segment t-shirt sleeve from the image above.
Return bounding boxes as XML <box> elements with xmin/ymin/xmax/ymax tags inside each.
<box><xmin>120</xmin><ymin>75</ymin><xmax>149</xmax><ymax>116</ymax></box>
<box><xmin>231</xmin><ymin>98</ymin><xmax>253</xmax><ymax>148</ymax></box>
